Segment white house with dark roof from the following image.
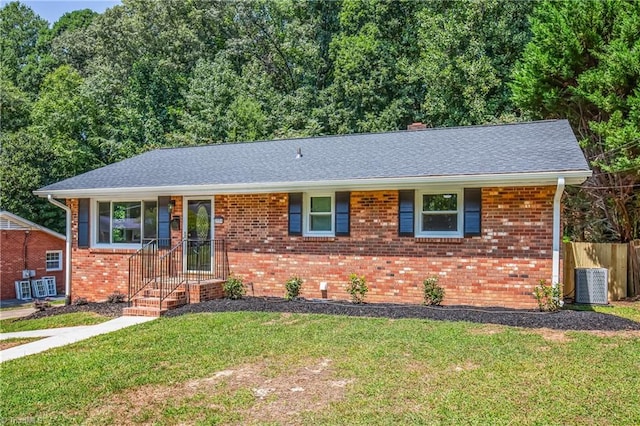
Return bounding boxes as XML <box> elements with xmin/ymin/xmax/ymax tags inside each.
<box><xmin>36</xmin><ymin>120</ymin><xmax>591</xmax><ymax>315</ymax></box>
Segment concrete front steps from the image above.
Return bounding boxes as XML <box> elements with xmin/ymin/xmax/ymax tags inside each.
<box><xmin>123</xmin><ymin>286</ymin><xmax>187</xmax><ymax>317</ymax></box>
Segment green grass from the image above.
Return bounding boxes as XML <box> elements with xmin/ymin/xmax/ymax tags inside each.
<box><xmin>1</xmin><ymin>311</ymin><xmax>639</xmax><ymax>425</ymax></box>
<box><xmin>565</xmin><ymin>302</ymin><xmax>640</xmax><ymax>322</ymax></box>
<box><xmin>0</xmin><ymin>312</ymin><xmax>110</xmax><ymax>333</ymax></box>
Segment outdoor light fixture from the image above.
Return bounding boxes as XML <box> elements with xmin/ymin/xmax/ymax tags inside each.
<box><xmin>168</xmin><ymin>199</ymin><xmax>176</xmax><ymax>214</ymax></box>
<box><xmin>171</xmin><ymin>216</ymin><xmax>180</xmax><ymax>230</ymax></box>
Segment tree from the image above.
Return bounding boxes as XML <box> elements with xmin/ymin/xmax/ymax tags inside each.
<box><xmin>0</xmin><ymin>1</ymin><xmax>49</xmax><ymax>93</ymax></box>
<box><xmin>512</xmin><ymin>0</ymin><xmax>640</xmax><ymax>242</ymax></box>
<box><xmin>30</xmin><ymin>65</ymin><xmax>99</xmax><ymax>179</ymax></box>
<box><xmin>415</xmin><ymin>0</ymin><xmax>534</xmax><ymax>126</ymax></box>
<box><xmin>322</xmin><ymin>0</ymin><xmax>425</xmax><ymax>133</ymax></box>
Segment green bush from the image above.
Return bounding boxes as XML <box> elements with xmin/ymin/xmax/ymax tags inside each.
<box><xmin>423</xmin><ymin>276</ymin><xmax>444</xmax><ymax>305</ymax></box>
<box><xmin>285</xmin><ymin>276</ymin><xmax>303</xmax><ymax>301</ymax></box>
<box><xmin>346</xmin><ymin>273</ymin><xmax>368</xmax><ymax>304</ymax></box>
<box><xmin>223</xmin><ymin>276</ymin><xmax>245</xmax><ymax>300</ymax></box>
<box><xmin>533</xmin><ymin>279</ymin><xmax>561</xmax><ymax>312</ymax></box>
<box><xmin>73</xmin><ymin>297</ymin><xmax>88</xmax><ymax>306</ymax></box>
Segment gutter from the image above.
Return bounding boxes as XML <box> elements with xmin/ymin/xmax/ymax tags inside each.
<box><xmin>34</xmin><ymin>170</ymin><xmax>592</xmax><ymax>199</ymax></box>
<box><xmin>551</xmin><ymin>177</ymin><xmax>565</xmax><ymax>291</ymax></box>
<box><xmin>47</xmin><ymin>195</ymin><xmax>72</xmax><ymax>305</ymax></box>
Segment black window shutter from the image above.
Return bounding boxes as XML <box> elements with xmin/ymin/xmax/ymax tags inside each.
<box><xmin>464</xmin><ymin>188</ymin><xmax>482</xmax><ymax>237</ymax></box>
<box><xmin>78</xmin><ymin>198</ymin><xmax>90</xmax><ymax>248</ymax></box>
<box><xmin>288</xmin><ymin>193</ymin><xmax>302</xmax><ymax>236</ymax></box>
<box><xmin>158</xmin><ymin>196</ymin><xmax>171</xmax><ymax>247</ymax></box>
<box><xmin>335</xmin><ymin>192</ymin><xmax>350</xmax><ymax>236</ymax></box>
<box><xmin>398</xmin><ymin>190</ymin><xmax>414</xmax><ymax>236</ymax></box>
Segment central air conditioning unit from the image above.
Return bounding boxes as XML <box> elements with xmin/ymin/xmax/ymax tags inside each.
<box><xmin>575</xmin><ymin>268</ymin><xmax>608</xmax><ymax>305</ymax></box>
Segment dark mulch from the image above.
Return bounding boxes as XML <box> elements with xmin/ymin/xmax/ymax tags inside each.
<box><xmin>14</xmin><ymin>302</ymin><xmax>125</xmax><ymax>322</ymax></box>
<box><xmin>164</xmin><ymin>297</ymin><xmax>640</xmax><ymax>332</ymax></box>
<box><xmin>11</xmin><ymin>298</ymin><xmax>639</xmax><ymax>332</ymax></box>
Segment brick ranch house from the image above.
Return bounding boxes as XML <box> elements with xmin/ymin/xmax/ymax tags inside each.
<box><xmin>35</xmin><ymin>120</ymin><xmax>591</xmax><ymax>314</ymax></box>
<box><xmin>0</xmin><ymin>211</ymin><xmax>65</xmax><ymax>300</ymax></box>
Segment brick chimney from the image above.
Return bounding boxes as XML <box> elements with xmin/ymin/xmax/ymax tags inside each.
<box><xmin>407</xmin><ymin>122</ymin><xmax>427</xmax><ymax>131</ymax></box>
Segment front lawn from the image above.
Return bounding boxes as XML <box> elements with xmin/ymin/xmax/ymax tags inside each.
<box><xmin>0</xmin><ymin>312</ymin><xmax>110</xmax><ymax>333</ymax></box>
<box><xmin>1</xmin><ymin>311</ymin><xmax>639</xmax><ymax>425</ymax></box>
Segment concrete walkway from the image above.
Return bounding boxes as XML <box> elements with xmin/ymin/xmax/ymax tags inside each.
<box><xmin>0</xmin><ymin>316</ymin><xmax>155</xmax><ymax>363</ymax></box>
<box><xmin>0</xmin><ymin>307</ymin><xmax>37</xmax><ymax>320</ymax></box>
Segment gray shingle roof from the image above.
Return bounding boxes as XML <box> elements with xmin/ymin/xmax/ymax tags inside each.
<box><xmin>37</xmin><ymin>120</ymin><xmax>590</xmax><ymax>195</ymax></box>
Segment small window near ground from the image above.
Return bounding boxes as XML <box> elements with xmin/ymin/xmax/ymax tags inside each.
<box><xmin>46</xmin><ymin>250</ymin><xmax>62</xmax><ymax>271</ymax></box>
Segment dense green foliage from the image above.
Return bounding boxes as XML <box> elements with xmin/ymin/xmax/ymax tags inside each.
<box><xmin>512</xmin><ymin>0</ymin><xmax>640</xmax><ymax>241</ymax></box>
<box><xmin>0</xmin><ymin>0</ymin><xmax>637</xmax><ymax>241</ymax></box>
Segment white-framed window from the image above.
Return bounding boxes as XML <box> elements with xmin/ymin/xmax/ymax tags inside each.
<box><xmin>95</xmin><ymin>200</ymin><xmax>157</xmax><ymax>246</ymax></box>
<box><xmin>416</xmin><ymin>189</ymin><xmax>463</xmax><ymax>237</ymax></box>
<box><xmin>304</xmin><ymin>193</ymin><xmax>334</xmax><ymax>236</ymax></box>
<box><xmin>45</xmin><ymin>250</ymin><xmax>63</xmax><ymax>271</ymax></box>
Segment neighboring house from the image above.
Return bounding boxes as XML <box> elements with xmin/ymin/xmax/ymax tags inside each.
<box><xmin>35</xmin><ymin>120</ymin><xmax>591</xmax><ymax>311</ymax></box>
<box><xmin>0</xmin><ymin>211</ymin><xmax>65</xmax><ymax>300</ymax></box>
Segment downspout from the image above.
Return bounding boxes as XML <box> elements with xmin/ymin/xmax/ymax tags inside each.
<box><xmin>47</xmin><ymin>195</ymin><xmax>72</xmax><ymax>305</ymax></box>
<box><xmin>552</xmin><ymin>177</ymin><xmax>565</xmax><ymax>291</ymax></box>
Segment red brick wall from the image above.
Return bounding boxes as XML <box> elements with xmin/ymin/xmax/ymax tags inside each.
<box><xmin>67</xmin><ymin>187</ymin><xmax>557</xmax><ymax>308</ymax></box>
<box><xmin>0</xmin><ymin>229</ymin><xmax>65</xmax><ymax>299</ymax></box>
<box><xmin>215</xmin><ymin>187</ymin><xmax>556</xmax><ymax>308</ymax></box>
<box><xmin>68</xmin><ymin>199</ymin><xmax>134</xmax><ymax>301</ymax></box>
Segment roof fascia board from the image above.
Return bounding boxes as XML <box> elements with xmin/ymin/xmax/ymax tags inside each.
<box><xmin>35</xmin><ymin>170</ymin><xmax>592</xmax><ymax>199</ymax></box>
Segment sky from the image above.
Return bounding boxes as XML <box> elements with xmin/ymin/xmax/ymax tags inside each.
<box><xmin>1</xmin><ymin>0</ymin><xmax>121</xmax><ymax>25</ymax></box>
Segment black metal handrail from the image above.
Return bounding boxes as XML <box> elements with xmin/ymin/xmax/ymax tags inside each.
<box><xmin>128</xmin><ymin>238</ymin><xmax>229</xmax><ymax>306</ymax></box>
<box><xmin>128</xmin><ymin>239</ymin><xmax>170</xmax><ymax>303</ymax></box>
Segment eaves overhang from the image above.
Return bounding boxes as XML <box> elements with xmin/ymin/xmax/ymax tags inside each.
<box><xmin>35</xmin><ymin>170</ymin><xmax>592</xmax><ymax>199</ymax></box>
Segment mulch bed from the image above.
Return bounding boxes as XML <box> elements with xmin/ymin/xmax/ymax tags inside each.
<box><xmin>12</xmin><ymin>298</ymin><xmax>640</xmax><ymax>332</ymax></box>
<box><xmin>166</xmin><ymin>297</ymin><xmax>640</xmax><ymax>332</ymax></box>
<box><xmin>15</xmin><ymin>302</ymin><xmax>124</xmax><ymax>322</ymax></box>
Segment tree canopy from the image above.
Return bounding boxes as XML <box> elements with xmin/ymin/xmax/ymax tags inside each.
<box><xmin>0</xmin><ymin>0</ymin><xmax>638</xmax><ymax>241</ymax></box>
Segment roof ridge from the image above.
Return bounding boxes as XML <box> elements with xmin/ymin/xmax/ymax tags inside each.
<box><xmin>156</xmin><ymin>119</ymin><xmax>566</xmax><ymax>152</ymax></box>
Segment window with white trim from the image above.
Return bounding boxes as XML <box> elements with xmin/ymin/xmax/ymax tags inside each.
<box><xmin>96</xmin><ymin>200</ymin><xmax>157</xmax><ymax>245</ymax></box>
<box><xmin>304</xmin><ymin>193</ymin><xmax>334</xmax><ymax>236</ymax></box>
<box><xmin>416</xmin><ymin>190</ymin><xmax>463</xmax><ymax>237</ymax></box>
<box><xmin>45</xmin><ymin>250</ymin><xmax>63</xmax><ymax>271</ymax></box>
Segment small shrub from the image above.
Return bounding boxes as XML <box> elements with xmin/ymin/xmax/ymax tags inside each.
<box><xmin>285</xmin><ymin>276</ymin><xmax>303</xmax><ymax>301</ymax></box>
<box><xmin>73</xmin><ymin>297</ymin><xmax>88</xmax><ymax>305</ymax></box>
<box><xmin>423</xmin><ymin>276</ymin><xmax>444</xmax><ymax>305</ymax></box>
<box><xmin>107</xmin><ymin>292</ymin><xmax>126</xmax><ymax>303</ymax></box>
<box><xmin>533</xmin><ymin>280</ymin><xmax>561</xmax><ymax>312</ymax></box>
<box><xmin>224</xmin><ymin>275</ymin><xmax>245</xmax><ymax>300</ymax></box>
<box><xmin>346</xmin><ymin>273</ymin><xmax>368</xmax><ymax>304</ymax></box>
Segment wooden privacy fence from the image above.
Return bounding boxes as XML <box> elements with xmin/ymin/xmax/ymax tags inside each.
<box><xmin>563</xmin><ymin>242</ymin><xmax>634</xmax><ymax>302</ymax></box>
<box><xmin>630</xmin><ymin>240</ymin><xmax>640</xmax><ymax>297</ymax></box>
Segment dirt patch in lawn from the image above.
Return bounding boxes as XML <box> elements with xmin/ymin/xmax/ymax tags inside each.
<box><xmin>86</xmin><ymin>358</ymin><xmax>352</xmax><ymax>425</ymax></box>
<box><xmin>0</xmin><ymin>337</ymin><xmax>41</xmax><ymax>350</ymax></box>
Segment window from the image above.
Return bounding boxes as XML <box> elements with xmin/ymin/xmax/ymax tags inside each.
<box><xmin>305</xmin><ymin>194</ymin><xmax>334</xmax><ymax>235</ymax></box>
<box><xmin>96</xmin><ymin>200</ymin><xmax>157</xmax><ymax>245</ymax></box>
<box><xmin>46</xmin><ymin>251</ymin><xmax>62</xmax><ymax>271</ymax></box>
<box><xmin>416</xmin><ymin>190</ymin><xmax>463</xmax><ymax>237</ymax></box>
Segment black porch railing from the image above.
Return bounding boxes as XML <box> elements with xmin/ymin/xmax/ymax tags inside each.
<box><xmin>128</xmin><ymin>239</ymin><xmax>229</xmax><ymax>305</ymax></box>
